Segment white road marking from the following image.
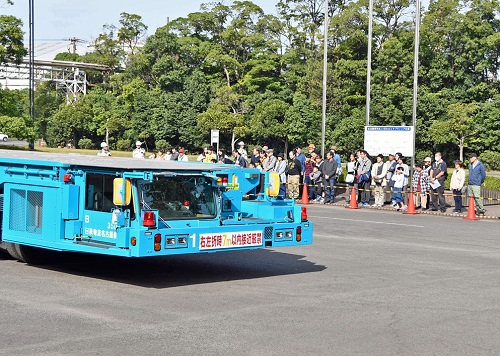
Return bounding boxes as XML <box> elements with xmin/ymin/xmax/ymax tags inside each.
<box><xmin>309</xmin><ymin>215</ymin><xmax>424</xmax><ymax>228</ymax></box>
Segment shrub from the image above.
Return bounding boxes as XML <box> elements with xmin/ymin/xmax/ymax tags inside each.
<box><xmin>116</xmin><ymin>139</ymin><xmax>131</xmax><ymax>151</ymax></box>
<box><xmin>155</xmin><ymin>139</ymin><xmax>169</xmax><ymax>151</ymax></box>
<box><xmin>78</xmin><ymin>138</ymin><xmax>94</xmax><ymax>150</ymax></box>
<box><xmin>479</xmin><ymin>150</ymin><xmax>500</xmax><ymax>171</ymax></box>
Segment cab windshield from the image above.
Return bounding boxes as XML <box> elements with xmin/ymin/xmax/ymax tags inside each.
<box><xmin>137</xmin><ymin>175</ymin><xmax>216</xmax><ymax>220</ymax></box>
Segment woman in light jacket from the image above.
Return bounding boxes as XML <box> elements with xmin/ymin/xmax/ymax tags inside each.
<box><xmin>449</xmin><ymin>160</ymin><xmax>466</xmax><ymax>213</ymax></box>
<box><xmin>371</xmin><ymin>154</ymin><xmax>387</xmax><ymax>207</ymax></box>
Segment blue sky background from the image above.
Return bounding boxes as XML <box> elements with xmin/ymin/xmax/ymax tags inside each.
<box><xmin>1</xmin><ymin>0</ymin><xmax>278</xmax><ymax>41</ymax></box>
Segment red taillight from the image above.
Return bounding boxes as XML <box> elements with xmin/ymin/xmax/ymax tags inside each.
<box><xmin>63</xmin><ymin>173</ymin><xmax>72</xmax><ymax>183</ymax></box>
<box><xmin>301</xmin><ymin>207</ymin><xmax>307</xmax><ymax>221</ymax></box>
<box><xmin>222</xmin><ymin>176</ymin><xmax>228</xmax><ymax>186</ymax></box>
<box><xmin>154</xmin><ymin>233</ymin><xmax>161</xmax><ymax>243</ymax></box>
<box><xmin>183</xmin><ymin>200</ymin><xmax>189</xmax><ymax>207</ymax></box>
<box><xmin>143</xmin><ymin>211</ymin><xmax>156</xmax><ymax>227</ymax></box>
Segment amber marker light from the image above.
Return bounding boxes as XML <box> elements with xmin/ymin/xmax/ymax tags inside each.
<box><xmin>131</xmin><ymin>237</ymin><xmax>137</xmax><ymax>246</ymax></box>
<box><xmin>296</xmin><ymin>226</ymin><xmax>302</xmax><ymax>242</ymax></box>
<box><xmin>154</xmin><ymin>243</ymin><xmax>161</xmax><ymax>251</ymax></box>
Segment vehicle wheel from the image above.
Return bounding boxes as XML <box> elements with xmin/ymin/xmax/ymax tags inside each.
<box><xmin>3</xmin><ymin>242</ymin><xmax>22</xmax><ymax>260</ymax></box>
<box><xmin>2</xmin><ymin>137</ymin><xmax>7</xmax><ymax>142</ymax></box>
<box><xmin>5</xmin><ymin>243</ymin><xmax>56</xmax><ymax>264</ymax></box>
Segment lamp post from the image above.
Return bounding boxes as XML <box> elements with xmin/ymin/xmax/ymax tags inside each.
<box><xmin>28</xmin><ymin>0</ymin><xmax>35</xmax><ymax>150</ymax></box>
<box><xmin>411</xmin><ymin>0</ymin><xmax>421</xmax><ymax>174</ymax></box>
<box><xmin>321</xmin><ymin>0</ymin><xmax>329</xmax><ymax>158</ymax></box>
<box><xmin>366</xmin><ymin>0</ymin><xmax>373</xmax><ymax>127</ymax></box>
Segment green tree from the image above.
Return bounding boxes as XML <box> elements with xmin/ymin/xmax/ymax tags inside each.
<box><xmin>428</xmin><ymin>102</ymin><xmax>480</xmax><ymax>161</ymax></box>
<box><xmin>0</xmin><ymin>15</ymin><xmax>27</xmax><ymax>64</ymax></box>
<box><xmin>118</xmin><ymin>12</ymin><xmax>148</xmax><ymax>56</ymax></box>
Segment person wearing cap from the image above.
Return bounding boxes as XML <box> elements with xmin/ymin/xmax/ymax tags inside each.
<box><xmin>411</xmin><ymin>163</ymin><xmax>430</xmax><ymax>210</ymax></box>
<box><xmin>237</xmin><ymin>141</ymin><xmax>248</xmax><ymax>160</ymax></box>
<box><xmin>177</xmin><ymin>148</ymin><xmax>188</xmax><ymax>161</ymax></box>
<box><xmin>468</xmin><ymin>153</ymin><xmax>486</xmax><ymax>215</ymax></box>
<box><xmin>371</xmin><ymin>154</ymin><xmax>387</xmax><ymax>207</ymax></box>
<box><xmin>385</xmin><ymin>153</ymin><xmax>397</xmax><ymax>205</ymax></box>
<box><xmin>133</xmin><ymin>141</ymin><xmax>145</xmax><ymax>159</ymax></box>
<box><xmin>429</xmin><ymin>152</ymin><xmax>448</xmax><ymax>212</ymax></box>
<box><xmin>203</xmin><ymin>146</ymin><xmax>217</xmax><ymax>163</ymax></box>
<box><xmin>97</xmin><ymin>142</ymin><xmax>111</xmax><ymax>157</ymax></box>
<box><xmin>263</xmin><ymin>149</ymin><xmax>277</xmax><ymax>172</ymax></box>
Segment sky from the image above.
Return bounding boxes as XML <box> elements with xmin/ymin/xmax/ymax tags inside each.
<box><xmin>1</xmin><ymin>0</ymin><xmax>278</xmax><ymax>42</ymax></box>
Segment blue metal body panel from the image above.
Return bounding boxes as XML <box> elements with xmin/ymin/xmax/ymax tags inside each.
<box><xmin>0</xmin><ymin>149</ymin><xmax>313</xmax><ymax>257</ymax></box>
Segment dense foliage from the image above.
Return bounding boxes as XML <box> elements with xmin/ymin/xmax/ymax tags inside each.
<box><xmin>1</xmin><ymin>0</ymin><xmax>500</xmax><ymax>161</ymax></box>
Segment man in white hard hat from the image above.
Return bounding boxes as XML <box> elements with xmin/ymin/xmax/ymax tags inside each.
<box><xmin>133</xmin><ymin>141</ymin><xmax>145</xmax><ymax>159</ymax></box>
<box><xmin>97</xmin><ymin>142</ymin><xmax>111</xmax><ymax>157</ymax></box>
<box><xmin>237</xmin><ymin>141</ymin><xmax>248</xmax><ymax>160</ymax></box>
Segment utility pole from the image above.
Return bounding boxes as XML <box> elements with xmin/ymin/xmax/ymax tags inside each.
<box><xmin>65</xmin><ymin>37</ymin><xmax>84</xmax><ymax>54</ymax></box>
<box><xmin>411</xmin><ymin>0</ymin><xmax>422</xmax><ymax>175</ymax></box>
<box><xmin>366</xmin><ymin>0</ymin><xmax>373</xmax><ymax>127</ymax></box>
<box><xmin>28</xmin><ymin>0</ymin><xmax>35</xmax><ymax>150</ymax></box>
<box><xmin>321</xmin><ymin>0</ymin><xmax>329</xmax><ymax>158</ymax></box>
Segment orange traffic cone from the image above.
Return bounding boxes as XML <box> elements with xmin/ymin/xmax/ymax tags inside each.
<box><xmin>463</xmin><ymin>196</ymin><xmax>479</xmax><ymax>220</ymax></box>
<box><xmin>301</xmin><ymin>182</ymin><xmax>309</xmax><ymax>205</ymax></box>
<box><xmin>346</xmin><ymin>186</ymin><xmax>359</xmax><ymax>209</ymax></box>
<box><xmin>404</xmin><ymin>190</ymin><xmax>419</xmax><ymax>215</ymax></box>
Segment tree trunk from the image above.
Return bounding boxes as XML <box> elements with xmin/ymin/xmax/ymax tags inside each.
<box><xmin>223</xmin><ymin>63</ymin><xmax>231</xmax><ymax>87</ymax></box>
<box><xmin>459</xmin><ymin>136</ymin><xmax>464</xmax><ymax>162</ymax></box>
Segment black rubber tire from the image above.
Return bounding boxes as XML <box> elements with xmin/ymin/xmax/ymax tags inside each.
<box><xmin>4</xmin><ymin>243</ymin><xmax>57</xmax><ymax>264</ymax></box>
<box><xmin>17</xmin><ymin>244</ymin><xmax>61</xmax><ymax>264</ymax></box>
<box><xmin>2</xmin><ymin>137</ymin><xmax>7</xmax><ymax>142</ymax></box>
<box><xmin>4</xmin><ymin>242</ymin><xmax>22</xmax><ymax>261</ymax></box>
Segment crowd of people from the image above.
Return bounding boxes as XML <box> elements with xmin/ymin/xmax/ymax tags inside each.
<box><xmin>95</xmin><ymin>140</ymin><xmax>487</xmax><ymax>215</ymax></box>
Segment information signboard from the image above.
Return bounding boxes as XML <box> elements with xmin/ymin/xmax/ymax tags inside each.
<box><xmin>210</xmin><ymin>129</ymin><xmax>219</xmax><ymax>145</ymax></box>
<box><xmin>364</xmin><ymin>126</ymin><xmax>414</xmax><ymax>157</ymax></box>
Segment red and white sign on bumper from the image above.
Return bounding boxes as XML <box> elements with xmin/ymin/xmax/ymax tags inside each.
<box><xmin>199</xmin><ymin>231</ymin><xmax>263</xmax><ymax>250</ymax></box>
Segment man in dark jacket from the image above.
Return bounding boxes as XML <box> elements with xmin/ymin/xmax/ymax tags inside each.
<box><xmin>429</xmin><ymin>152</ymin><xmax>447</xmax><ymax>212</ymax></box>
<box><xmin>321</xmin><ymin>151</ymin><xmax>338</xmax><ymax>204</ymax></box>
<box><xmin>468</xmin><ymin>153</ymin><xmax>486</xmax><ymax>214</ymax></box>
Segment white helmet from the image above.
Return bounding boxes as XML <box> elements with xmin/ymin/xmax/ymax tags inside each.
<box><xmin>100</xmin><ymin>142</ymin><xmax>108</xmax><ymax>148</ymax></box>
<box><xmin>135</xmin><ymin>141</ymin><xmax>142</xmax><ymax>146</ymax></box>
<box><xmin>238</xmin><ymin>141</ymin><xmax>244</xmax><ymax>146</ymax></box>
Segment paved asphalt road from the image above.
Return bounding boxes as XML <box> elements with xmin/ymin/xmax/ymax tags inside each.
<box><xmin>1</xmin><ymin>206</ymin><xmax>499</xmax><ymax>355</ymax></box>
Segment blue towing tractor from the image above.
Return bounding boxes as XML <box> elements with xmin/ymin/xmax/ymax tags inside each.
<box><xmin>0</xmin><ymin>150</ymin><xmax>313</xmax><ymax>264</ymax></box>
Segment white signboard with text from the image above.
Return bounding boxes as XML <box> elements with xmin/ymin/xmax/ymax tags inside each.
<box><xmin>210</xmin><ymin>129</ymin><xmax>220</xmax><ymax>145</ymax></box>
<box><xmin>364</xmin><ymin>126</ymin><xmax>414</xmax><ymax>157</ymax></box>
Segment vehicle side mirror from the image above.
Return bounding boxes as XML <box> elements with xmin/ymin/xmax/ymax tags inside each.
<box><xmin>113</xmin><ymin>178</ymin><xmax>132</xmax><ymax>205</ymax></box>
